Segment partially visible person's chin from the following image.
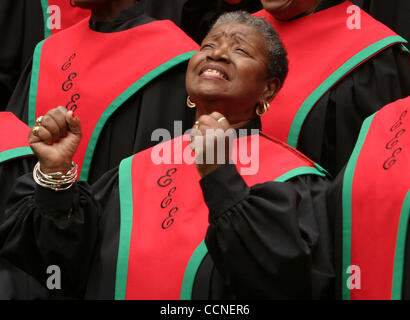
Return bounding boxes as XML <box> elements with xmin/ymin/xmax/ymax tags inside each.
<box><xmin>263</xmin><ymin>0</ymin><xmax>322</xmax><ymax>20</ymax></box>
<box><xmin>261</xmin><ymin>0</ymin><xmax>294</xmax><ymax>15</ymax></box>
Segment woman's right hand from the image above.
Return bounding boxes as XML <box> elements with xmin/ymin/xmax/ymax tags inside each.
<box><xmin>29</xmin><ymin>106</ymin><xmax>82</xmax><ymax>175</ymax></box>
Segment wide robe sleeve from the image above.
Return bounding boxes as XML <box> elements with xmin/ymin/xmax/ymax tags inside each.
<box><xmin>200</xmin><ymin>163</ymin><xmax>334</xmax><ymax>299</ymax></box>
<box><xmin>0</xmin><ymin>157</ymin><xmax>37</xmax><ymax>218</ymax></box>
<box><xmin>0</xmin><ymin>157</ymin><xmax>50</xmax><ymax>300</ymax></box>
<box><xmin>0</xmin><ymin>171</ymin><xmax>102</xmax><ymax>298</ymax></box>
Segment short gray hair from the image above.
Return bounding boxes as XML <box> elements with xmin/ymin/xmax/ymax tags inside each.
<box><xmin>211</xmin><ymin>11</ymin><xmax>288</xmax><ymax>85</ymax></box>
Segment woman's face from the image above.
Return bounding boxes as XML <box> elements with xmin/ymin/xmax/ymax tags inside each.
<box><xmin>186</xmin><ymin>22</ymin><xmax>276</xmax><ymax>120</ymax></box>
<box><xmin>261</xmin><ymin>0</ymin><xmax>322</xmax><ymax>20</ymax></box>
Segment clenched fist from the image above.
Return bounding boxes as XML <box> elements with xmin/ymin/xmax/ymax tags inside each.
<box><xmin>29</xmin><ymin>106</ymin><xmax>82</xmax><ymax>175</ymax></box>
<box><xmin>190</xmin><ymin>111</ymin><xmax>235</xmax><ymax>178</ymax></box>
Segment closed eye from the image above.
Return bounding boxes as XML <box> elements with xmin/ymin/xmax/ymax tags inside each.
<box><xmin>235</xmin><ymin>47</ymin><xmax>251</xmax><ymax>56</ymax></box>
<box><xmin>200</xmin><ymin>43</ymin><xmax>215</xmax><ymax>50</ymax></box>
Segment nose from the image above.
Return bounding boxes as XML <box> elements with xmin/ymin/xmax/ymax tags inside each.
<box><xmin>206</xmin><ymin>44</ymin><xmax>231</xmax><ymax>63</ymax></box>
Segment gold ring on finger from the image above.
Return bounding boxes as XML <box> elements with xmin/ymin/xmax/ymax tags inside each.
<box><xmin>35</xmin><ymin>116</ymin><xmax>44</xmax><ymax>126</ymax></box>
<box><xmin>32</xmin><ymin>125</ymin><xmax>40</xmax><ymax>137</ymax></box>
<box><xmin>194</xmin><ymin>121</ymin><xmax>200</xmax><ymax>129</ymax></box>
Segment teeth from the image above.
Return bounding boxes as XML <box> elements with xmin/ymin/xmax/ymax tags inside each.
<box><xmin>203</xmin><ymin>69</ymin><xmax>226</xmax><ymax>79</ymax></box>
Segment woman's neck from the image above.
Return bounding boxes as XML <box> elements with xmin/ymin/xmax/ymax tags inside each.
<box><xmin>91</xmin><ymin>0</ymin><xmax>136</xmax><ymax>23</ymax></box>
<box><xmin>195</xmin><ymin>109</ymin><xmax>257</xmax><ymax>129</ymax></box>
<box><xmin>227</xmin><ymin>119</ymin><xmax>254</xmax><ymax>129</ymax></box>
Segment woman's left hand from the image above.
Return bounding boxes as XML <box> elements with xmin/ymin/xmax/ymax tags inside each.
<box><xmin>190</xmin><ymin>112</ymin><xmax>234</xmax><ymax>178</ymax></box>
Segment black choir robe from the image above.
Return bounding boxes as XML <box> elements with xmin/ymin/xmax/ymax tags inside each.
<box><xmin>0</xmin><ymin>120</ymin><xmax>335</xmax><ymax>299</ymax></box>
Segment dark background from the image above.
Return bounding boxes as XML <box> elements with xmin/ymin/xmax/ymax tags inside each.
<box><xmin>142</xmin><ymin>0</ymin><xmax>410</xmax><ymax>44</ymax></box>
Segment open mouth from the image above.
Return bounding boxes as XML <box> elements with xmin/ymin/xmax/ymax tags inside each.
<box><xmin>199</xmin><ymin>64</ymin><xmax>229</xmax><ymax>80</ymax></box>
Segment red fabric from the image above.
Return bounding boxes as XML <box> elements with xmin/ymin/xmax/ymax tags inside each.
<box><xmin>0</xmin><ymin>112</ymin><xmax>31</xmax><ymax>152</ymax></box>
<box><xmin>35</xmin><ymin>19</ymin><xmax>198</xmax><ymax>174</ymax></box>
<box><xmin>253</xmin><ymin>1</ymin><xmax>399</xmax><ymax>144</ymax></box>
<box><xmin>224</xmin><ymin>0</ymin><xmax>242</xmax><ymax>4</ymax></box>
<box><xmin>47</xmin><ymin>0</ymin><xmax>90</xmax><ymax>36</ymax></box>
<box><xmin>126</xmin><ymin>134</ymin><xmax>319</xmax><ymax>299</ymax></box>
<box><xmin>350</xmin><ymin>96</ymin><xmax>410</xmax><ymax>299</ymax></box>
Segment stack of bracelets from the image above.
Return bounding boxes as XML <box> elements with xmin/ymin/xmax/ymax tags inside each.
<box><xmin>33</xmin><ymin>161</ymin><xmax>78</xmax><ymax>191</ymax></box>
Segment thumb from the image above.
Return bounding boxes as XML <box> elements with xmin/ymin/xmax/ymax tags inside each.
<box><xmin>66</xmin><ymin>110</ymin><xmax>82</xmax><ymax>136</ymax></box>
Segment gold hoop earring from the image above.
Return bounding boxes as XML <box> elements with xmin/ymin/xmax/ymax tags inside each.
<box><xmin>187</xmin><ymin>96</ymin><xmax>196</xmax><ymax>108</ymax></box>
<box><xmin>256</xmin><ymin>101</ymin><xmax>269</xmax><ymax>116</ymax></box>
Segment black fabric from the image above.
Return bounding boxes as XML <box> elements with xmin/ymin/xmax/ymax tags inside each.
<box><xmin>325</xmin><ymin>168</ymin><xmax>344</xmax><ymax>300</ymax></box>
<box><xmin>180</xmin><ymin>0</ymin><xmax>263</xmax><ymax>44</ymax></box>
<box><xmin>89</xmin><ymin>1</ymin><xmax>153</xmax><ymax>33</ymax></box>
<box><xmin>0</xmin><ymin>156</ymin><xmax>49</xmax><ymax>300</ymax></box>
<box><xmin>140</xmin><ymin>0</ymin><xmax>190</xmax><ymax>26</ymax></box>
<box><xmin>140</xmin><ymin>0</ymin><xmax>262</xmax><ymax>44</ymax></box>
<box><xmin>180</xmin><ymin>0</ymin><xmax>219</xmax><ymax>44</ymax></box>
<box><xmin>316</xmin><ymin>0</ymin><xmax>345</xmax><ymax>12</ymax></box>
<box><xmin>402</xmin><ymin>211</ymin><xmax>410</xmax><ymax>300</ymax></box>
<box><xmin>0</xmin><ymin>176</ymin><xmax>99</xmax><ymax>299</ymax></box>
<box><xmin>0</xmin><ymin>157</ymin><xmax>37</xmax><ymax>218</ymax></box>
<box><xmin>0</xmin><ymin>0</ymin><xmax>43</xmax><ymax>110</ymax></box>
<box><xmin>83</xmin><ymin>167</ymin><xmax>121</xmax><ymax>299</ymax></box>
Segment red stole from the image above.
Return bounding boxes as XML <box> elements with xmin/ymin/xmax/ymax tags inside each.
<box><xmin>116</xmin><ymin>133</ymin><xmax>327</xmax><ymax>299</ymax></box>
<box><xmin>253</xmin><ymin>1</ymin><xmax>407</xmax><ymax>147</ymax></box>
<box><xmin>29</xmin><ymin>18</ymin><xmax>198</xmax><ymax>181</ymax></box>
<box><xmin>342</xmin><ymin>96</ymin><xmax>410</xmax><ymax>299</ymax></box>
<box><xmin>0</xmin><ymin>112</ymin><xmax>34</xmax><ymax>164</ymax></box>
<box><xmin>40</xmin><ymin>0</ymin><xmax>90</xmax><ymax>37</ymax></box>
